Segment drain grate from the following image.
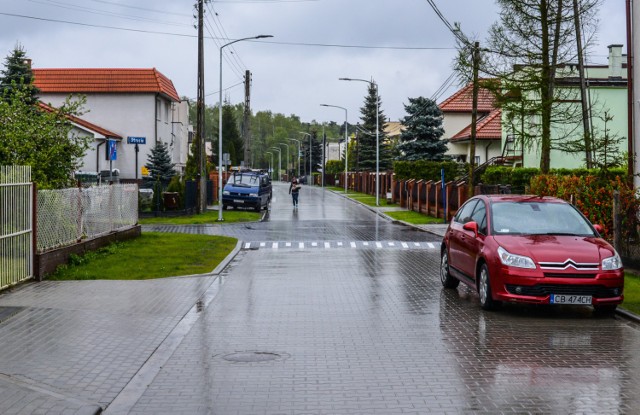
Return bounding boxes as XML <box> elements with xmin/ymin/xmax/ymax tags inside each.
<box><xmin>221</xmin><ymin>351</ymin><xmax>289</xmax><ymax>363</ymax></box>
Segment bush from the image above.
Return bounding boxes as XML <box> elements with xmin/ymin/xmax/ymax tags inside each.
<box><xmin>393</xmin><ymin>160</ymin><xmax>463</xmax><ymax>181</ymax></box>
<box><xmin>481</xmin><ymin>166</ymin><xmax>540</xmax><ymax>187</ymax></box>
<box><xmin>530</xmin><ymin>174</ymin><xmax>638</xmax><ymax>240</ymax></box>
<box><xmin>166</xmin><ymin>176</ymin><xmax>185</xmax><ymax>209</ymax></box>
<box><xmin>325</xmin><ymin>159</ymin><xmax>344</xmax><ymax>175</ymax></box>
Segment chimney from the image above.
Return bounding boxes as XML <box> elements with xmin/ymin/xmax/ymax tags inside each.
<box><xmin>608</xmin><ymin>44</ymin><xmax>623</xmax><ymax>78</ymax></box>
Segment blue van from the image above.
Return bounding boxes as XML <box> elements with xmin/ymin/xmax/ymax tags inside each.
<box><xmin>222</xmin><ymin>170</ymin><xmax>272</xmax><ymax>211</ymax></box>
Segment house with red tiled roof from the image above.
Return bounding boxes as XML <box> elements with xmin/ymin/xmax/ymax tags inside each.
<box><xmin>438</xmin><ymin>81</ymin><xmax>503</xmax><ymax>165</ymax></box>
<box><xmin>32</xmin><ymin>68</ymin><xmax>190</xmax><ymax>180</ymax></box>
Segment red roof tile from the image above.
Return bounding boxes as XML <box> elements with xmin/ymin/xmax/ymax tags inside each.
<box><xmin>32</xmin><ymin>68</ymin><xmax>180</xmax><ymax>101</ymax></box>
<box><xmin>450</xmin><ymin>109</ymin><xmax>502</xmax><ymax>142</ymax></box>
<box><xmin>439</xmin><ymin>81</ymin><xmax>496</xmax><ymax>113</ymax></box>
<box><xmin>38</xmin><ymin>102</ymin><xmax>122</xmax><ymax>139</ymax></box>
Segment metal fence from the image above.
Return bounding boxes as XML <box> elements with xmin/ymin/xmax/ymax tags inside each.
<box><xmin>0</xmin><ymin>166</ymin><xmax>33</xmax><ymax>288</ymax></box>
<box><xmin>37</xmin><ymin>184</ymin><xmax>138</xmax><ymax>252</ymax></box>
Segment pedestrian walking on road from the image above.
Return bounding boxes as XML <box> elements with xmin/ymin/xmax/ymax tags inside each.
<box><xmin>289</xmin><ymin>177</ymin><xmax>301</xmax><ymax>209</ymax></box>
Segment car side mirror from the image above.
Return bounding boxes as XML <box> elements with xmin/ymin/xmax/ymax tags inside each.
<box><xmin>463</xmin><ymin>221</ymin><xmax>479</xmax><ymax>237</ymax></box>
<box><xmin>593</xmin><ymin>224</ymin><xmax>604</xmax><ymax>234</ymax></box>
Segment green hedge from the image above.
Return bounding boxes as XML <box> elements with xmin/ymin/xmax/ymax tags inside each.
<box><xmin>393</xmin><ymin>160</ymin><xmax>464</xmax><ymax>181</ymax></box>
<box><xmin>480</xmin><ymin>166</ymin><xmax>628</xmax><ymax>187</ymax></box>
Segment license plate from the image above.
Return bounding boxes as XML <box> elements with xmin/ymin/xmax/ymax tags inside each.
<box><xmin>233</xmin><ymin>199</ymin><xmax>244</xmax><ymax>204</ymax></box>
<box><xmin>550</xmin><ymin>294</ymin><xmax>592</xmax><ymax>305</ymax></box>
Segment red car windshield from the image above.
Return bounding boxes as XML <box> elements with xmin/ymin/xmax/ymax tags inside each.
<box><xmin>490</xmin><ymin>201</ymin><xmax>596</xmax><ymax>236</ymax></box>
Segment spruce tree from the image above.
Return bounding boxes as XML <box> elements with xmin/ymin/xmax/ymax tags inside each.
<box><xmin>396</xmin><ymin>97</ymin><xmax>448</xmax><ymax>161</ymax></box>
<box><xmin>358</xmin><ymin>83</ymin><xmax>392</xmax><ymax>171</ymax></box>
<box><xmin>0</xmin><ymin>44</ymin><xmax>39</xmax><ymax>105</ymax></box>
<box><xmin>145</xmin><ymin>141</ymin><xmax>175</xmax><ymax>182</ymax></box>
<box><xmin>220</xmin><ymin>104</ymin><xmax>243</xmax><ymax>166</ymax></box>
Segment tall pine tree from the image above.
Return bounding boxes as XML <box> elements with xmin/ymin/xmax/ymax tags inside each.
<box><xmin>145</xmin><ymin>141</ymin><xmax>175</xmax><ymax>182</ymax></box>
<box><xmin>358</xmin><ymin>83</ymin><xmax>392</xmax><ymax>171</ymax></box>
<box><xmin>396</xmin><ymin>97</ymin><xmax>448</xmax><ymax>161</ymax></box>
<box><xmin>219</xmin><ymin>104</ymin><xmax>243</xmax><ymax>166</ymax></box>
<box><xmin>0</xmin><ymin>44</ymin><xmax>39</xmax><ymax>105</ymax></box>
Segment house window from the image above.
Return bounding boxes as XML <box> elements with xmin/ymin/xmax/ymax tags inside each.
<box><xmin>164</xmin><ymin>102</ymin><xmax>169</xmax><ymax>123</ymax></box>
<box><xmin>156</xmin><ymin>100</ymin><xmax>161</xmax><ymax>121</ymax></box>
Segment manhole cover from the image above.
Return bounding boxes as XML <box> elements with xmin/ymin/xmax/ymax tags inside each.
<box><xmin>221</xmin><ymin>351</ymin><xmax>288</xmax><ymax>363</ymax></box>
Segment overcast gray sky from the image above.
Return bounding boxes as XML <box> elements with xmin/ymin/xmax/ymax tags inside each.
<box><xmin>0</xmin><ymin>0</ymin><xmax>627</xmax><ymax>125</ymax></box>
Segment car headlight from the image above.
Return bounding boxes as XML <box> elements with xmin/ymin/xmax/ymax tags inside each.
<box><xmin>602</xmin><ymin>252</ymin><xmax>623</xmax><ymax>270</ymax></box>
<box><xmin>497</xmin><ymin>246</ymin><xmax>536</xmax><ymax>269</ymax></box>
<box><xmin>249</xmin><ymin>193</ymin><xmax>258</xmax><ymax>198</ymax></box>
<box><xmin>222</xmin><ymin>190</ymin><xmax>230</xmax><ymax>196</ymax></box>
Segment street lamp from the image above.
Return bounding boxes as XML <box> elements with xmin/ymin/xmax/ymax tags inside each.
<box><xmin>278</xmin><ymin>143</ymin><xmax>289</xmax><ymax>180</ymax></box>
<box><xmin>340</xmin><ymin>77</ymin><xmax>379</xmax><ymax>206</ymax></box>
<box><xmin>320</xmin><ymin>104</ymin><xmax>348</xmax><ymax>194</ymax></box>
<box><xmin>218</xmin><ymin>34</ymin><xmax>273</xmax><ymax>222</ymax></box>
<box><xmin>288</xmin><ymin>138</ymin><xmax>301</xmax><ymax>178</ymax></box>
<box><xmin>270</xmin><ymin>147</ymin><xmax>282</xmax><ymax>181</ymax></box>
<box><xmin>264</xmin><ymin>151</ymin><xmax>273</xmax><ymax>180</ymax></box>
<box><xmin>299</xmin><ymin>132</ymin><xmax>312</xmax><ymax>185</ymax></box>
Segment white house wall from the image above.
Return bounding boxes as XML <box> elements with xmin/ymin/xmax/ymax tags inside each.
<box><xmin>442</xmin><ymin>112</ymin><xmax>471</xmax><ymax>159</ymax></box>
<box><xmin>40</xmin><ymin>92</ymin><xmax>179</xmax><ymax>180</ymax></box>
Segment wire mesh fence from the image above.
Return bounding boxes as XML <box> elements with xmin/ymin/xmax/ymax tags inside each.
<box><xmin>37</xmin><ymin>184</ymin><xmax>138</xmax><ymax>253</ymax></box>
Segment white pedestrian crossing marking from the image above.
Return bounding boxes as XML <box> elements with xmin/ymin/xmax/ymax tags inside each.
<box><xmin>242</xmin><ymin>241</ymin><xmax>439</xmax><ymax>251</ymax></box>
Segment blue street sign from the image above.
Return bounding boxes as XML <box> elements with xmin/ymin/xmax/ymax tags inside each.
<box><xmin>108</xmin><ymin>139</ymin><xmax>117</xmax><ymax>161</ymax></box>
<box><xmin>127</xmin><ymin>136</ymin><xmax>146</xmax><ymax>145</ymax></box>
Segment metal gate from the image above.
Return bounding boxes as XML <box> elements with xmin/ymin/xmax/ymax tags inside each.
<box><xmin>0</xmin><ymin>166</ymin><xmax>33</xmax><ymax>288</ymax></box>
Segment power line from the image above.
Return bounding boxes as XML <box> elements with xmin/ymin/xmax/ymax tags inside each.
<box><xmin>204</xmin><ymin>4</ymin><xmax>247</xmax><ymax>77</ymax></box>
<box><xmin>0</xmin><ymin>12</ymin><xmax>457</xmax><ymax>50</ymax></box>
<box><xmin>26</xmin><ymin>0</ymin><xmax>190</xmax><ymax>27</ymax></box>
<box><xmin>84</xmin><ymin>0</ymin><xmax>191</xmax><ymax>16</ymax></box>
<box><xmin>423</xmin><ymin>0</ymin><xmax>470</xmax><ymax>46</ymax></box>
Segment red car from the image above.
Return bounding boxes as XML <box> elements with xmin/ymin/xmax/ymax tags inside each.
<box><xmin>440</xmin><ymin>195</ymin><xmax>624</xmax><ymax>313</ymax></box>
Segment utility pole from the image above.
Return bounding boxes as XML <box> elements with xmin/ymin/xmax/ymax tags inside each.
<box><xmin>573</xmin><ymin>0</ymin><xmax>593</xmax><ymax>169</ymax></box>
<box><xmin>195</xmin><ymin>0</ymin><xmax>206</xmax><ymax>213</ymax></box>
<box><xmin>468</xmin><ymin>41</ymin><xmax>480</xmax><ymax>198</ymax></box>
<box><xmin>243</xmin><ymin>70</ymin><xmax>252</xmax><ymax>168</ymax></box>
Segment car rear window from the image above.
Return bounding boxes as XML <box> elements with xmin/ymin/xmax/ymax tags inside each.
<box><xmin>490</xmin><ymin>201</ymin><xmax>595</xmax><ymax>236</ymax></box>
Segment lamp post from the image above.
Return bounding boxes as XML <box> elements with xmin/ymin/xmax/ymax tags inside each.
<box><xmin>218</xmin><ymin>34</ymin><xmax>273</xmax><ymax>222</ymax></box>
<box><xmin>265</xmin><ymin>151</ymin><xmax>273</xmax><ymax>180</ymax></box>
<box><xmin>339</xmin><ymin>77</ymin><xmax>379</xmax><ymax>206</ymax></box>
<box><xmin>270</xmin><ymin>147</ymin><xmax>282</xmax><ymax>181</ymax></box>
<box><xmin>320</xmin><ymin>104</ymin><xmax>348</xmax><ymax>194</ymax></box>
<box><xmin>278</xmin><ymin>143</ymin><xmax>289</xmax><ymax>180</ymax></box>
<box><xmin>288</xmin><ymin>138</ymin><xmax>301</xmax><ymax>178</ymax></box>
<box><xmin>298</xmin><ymin>132</ymin><xmax>312</xmax><ymax>185</ymax></box>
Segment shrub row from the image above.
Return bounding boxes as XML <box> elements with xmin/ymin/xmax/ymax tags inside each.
<box><xmin>393</xmin><ymin>160</ymin><xmax>464</xmax><ymax>182</ymax></box>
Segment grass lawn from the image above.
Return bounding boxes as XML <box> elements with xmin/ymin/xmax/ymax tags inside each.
<box><xmin>622</xmin><ymin>272</ymin><xmax>640</xmax><ymax>315</ymax></box>
<box><xmin>385</xmin><ymin>210</ymin><xmax>445</xmax><ymax>225</ymax></box>
<box><xmin>48</xmin><ymin>232</ymin><xmax>238</xmax><ymax>280</ymax></box>
<box><xmin>139</xmin><ymin>209</ymin><xmax>261</xmax><ymax>225</ymax></box>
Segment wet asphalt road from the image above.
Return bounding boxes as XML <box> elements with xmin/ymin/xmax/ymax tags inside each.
<box><xmin>0</xmin><ymin>183</ymin><xmax>639</xmax><ymax>414</ymax></box>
